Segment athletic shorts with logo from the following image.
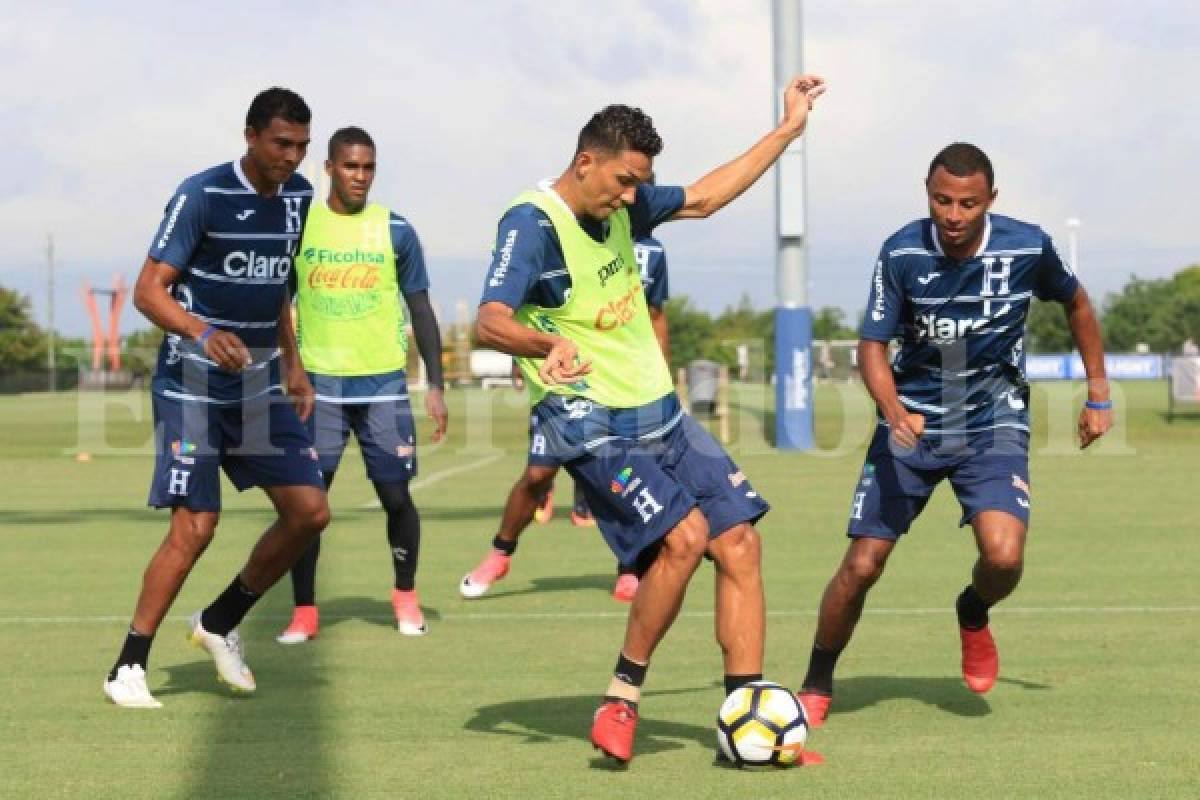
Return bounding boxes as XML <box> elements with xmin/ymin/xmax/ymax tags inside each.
<box><xmin>533</xmin><ymin>393</ymin><xmax>769</xmax><ymax>566</ymax></box>
<box><xmin>847</xmin><ymin>424</ymin><xmax>1031</xmax><ymax>540</ymax></box>
<box><xmin>147</xmin><ymin>392</ymin><xmax>324</xmax><ymax>512</ymax></box>
<box><xmin>307</xmin><ymin>370</ymin><xmax>417</xmax><ymax>483</ymax></box>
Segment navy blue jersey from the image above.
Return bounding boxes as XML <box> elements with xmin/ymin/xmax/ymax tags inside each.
<box><xmin>388</xmin><ymin>212</ymin><xmax>431</xmax><ymax>294</ymax></box>
<box><xmin>860</xmin><ymin>214</ymin><xmax>1078</xmax><ymax>434</ymax></box>
<box><xmin>634</xmin><ymin>235</ymin><xmax>669</xmax><ymax>309</ymax></box>
<box><xmin>480</xmin><ymin>182</ymin><xmax>684</xmax><ymax>310</ymax></box>
<box><xmin>148</xmin><ymin>160</ymin><xmax>313</xmax><ymax>404</ymax></box>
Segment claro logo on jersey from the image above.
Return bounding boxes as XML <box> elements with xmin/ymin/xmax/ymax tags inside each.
<box><xmin>489</xmin><ymin>229</ymin><xmax>518</xmax><ymax>288</ymax></box>
<box><xmin>594</xmin><ymin>284</ymin><xmax>642</xmax><ymax>331</ymax></box>
<box><xmin>223</xmin><ymin>250</ymin><xmax>292</xmax><ymax>278</ymax></box>
<box><xmin>916</xmin><ymin>301</ymin><xmax>1012</xmax><ymax>342</ymax></box>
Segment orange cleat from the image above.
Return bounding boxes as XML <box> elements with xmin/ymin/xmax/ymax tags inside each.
<box><xmin>960</xmin><ymin>624</ymin><xmax>999</xmax><ymax>693</ymax></box>
<box><xmin>459</xmin><ymin>549</ymin><xmax>512</xmax><ymax>599</ymax></box>
<box><xmin>796</xmin><ymin>691</ymin><xmax>831</xmax><ymax>729</ymax></box>
<box><xmin>392</xmin><ymin>588</ymin><xmax>427</xmax><ymax>636</ymax></box>
<box><xmin>533</xmin><ymin>489</ymin><xmax>554</xmax><ymax>524</ymax></box>
<box><xmin>276</xmin><ymin>605</ymin><xmax>319</xmax><ymax>645</ymax></box>
<box><xmin>612</xmin><ymin>573</ymin><xmax>639</xmax><ymax>603</ymax></box>
<box><xmin>591</xmin><ymin>699</ymin><xmax>638</xmax><ymax>763</ymax></box>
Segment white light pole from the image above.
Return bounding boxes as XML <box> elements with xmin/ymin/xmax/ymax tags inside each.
<box><xmin>1065</xmin><ymin>217</ymin><xmax>1081</xmax><ymax>274</ymax></box>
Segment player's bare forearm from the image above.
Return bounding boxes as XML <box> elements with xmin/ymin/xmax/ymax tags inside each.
<box><xmin>276</xmin><ymin>299</ymin><xmax>303</xmax><ymax>376</ymax></box>
<box><xmin>859</xmin><ymin>340</ymin><xmax>907</xmax><ymax>425</ymax></box>
<box><xmin>650</xmin><ymin>306</ymin><xmax>671</xmax><ymax>365</ymax></box>
<box><xmin>475</xmin><ymin>302</ymin><xmax>562</xmax><ymax>358</ymax></box>
<box><xmin>1065</xmin><ymin>286</ymin><xmax>1109</xmax><ymax>401</ymax></box>
<box><xmin>673</xmin><ymin>74</ymin><xmax>825</xmax><ymax>220</ymax></box>
<box><xmin>133</xmin><ymin>256</ymin><xmax>207</xmax><ymax>340</ymax></box>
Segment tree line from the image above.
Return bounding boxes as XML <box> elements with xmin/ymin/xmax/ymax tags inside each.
<box><xmin>1</xmin><ymin>264</ymin><xmax>1197</xmax><ymax>374</ymax></box>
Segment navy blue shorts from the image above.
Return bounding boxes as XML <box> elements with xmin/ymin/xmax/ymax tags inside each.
<box><xmin>148</xmin><ymin>392</ymin><xmax>324</xmax><ymax>512</ymax></box>
<box><xmin>308</xmin><ymin>372</ymin><xmax>417</xmax><ymax>483</ymax></box>
<box><xmin>847</xmin><ymin>424</ymin><xmax>1032</xmax><ymax>540</ymax></box>
<box><xmin>527</xmin><ymin>413</ymin><xmax>560</xmax><ymax>468</ymax></box>
<box><xmin>534</xmin><ymin>394</ymin><xmax>769</xmax><ymax>565</ymax></box>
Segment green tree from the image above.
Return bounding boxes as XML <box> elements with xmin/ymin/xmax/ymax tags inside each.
<box><xmin>0</xmin><ymin>287</ymin><xmax>46</xmax><ymax>370</ymax></box>
<box><xmin>663</xmin><ymin>296</ymin><xmax>718</xmax><ymax>372</ymax></box>
<box><xmin>1025</xmin><ymin>299</ymin><xmax>1073</xmax><ymax>353</ymax></box>
<box><xmin>1100</xmin><ymin>265</ymin><xmax>1200</xmax><ymax>353</ymax></box>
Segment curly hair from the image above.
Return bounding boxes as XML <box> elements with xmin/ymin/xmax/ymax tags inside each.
<box><xmin>575</xmin><ymin>105</ymin><xmax>663</xmax><ymax>158</ymax></box>
<box><xmin>927</xmin><ymin>142</ymin><xmax>994</xmax><ymax>189</ymax></box>
<box><xmin>245</xmin><ymin>87</ymin><xmax>311</xmax><ymax>132</ymax></box>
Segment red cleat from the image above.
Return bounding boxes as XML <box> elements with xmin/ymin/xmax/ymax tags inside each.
<box><xmin>611</xmin><ymin>573</ymin><xmax>639</xmax><ymax>603</ymax></box>
<box><xmin>960</xmin><ymin>624</ymin><xmax>999</xmax><ymax>693</ymax></box>
<box><xmin>591</xmin><ymin>700</ymin><xmax>638</xmax><ymax>763</ymax></box>
<box><xmin>796</xmin><ymin>691</ymin><xmax>831</xmax><ymax>729</ymax></box>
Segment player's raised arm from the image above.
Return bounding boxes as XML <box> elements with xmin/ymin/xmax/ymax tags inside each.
<box><xmin>672</xmin><ymin>74</ymin><xmax>825</xmax><ymax>220</ymax></box>
<box><xmin>1063</xmin><ymin>285</ymin><xmax>1112</xmax><ymax>448</ymax></box>
<box><xmin>132</xmin><ymin>256</ymin><xmax>250</xmax><ymax>372</ymax></box>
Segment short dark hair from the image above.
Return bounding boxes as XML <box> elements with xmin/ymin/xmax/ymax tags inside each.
<box><xmin>245</xmin><ymin>87</ymin><xmax>311</xmax><ymax>132</ymax></box>
<box><xmin>328</xmin><ymin>126</ymin><xmax>375</xmax><ymax>161</ymax></box>
<box><xmin>927</xmin><ymin>142</ymin><xmax>994</xmax><ymax>188</ymax></box>
<box><xmin>576</xmin><ymin>105</ymin><xmax>663</xmax><ymax>158</ymax></box>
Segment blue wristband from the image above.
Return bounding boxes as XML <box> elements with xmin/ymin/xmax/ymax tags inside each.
<box><xmin>1084</xmin><ymin>400</ymin><xmax>1112</xmax><ymax>410</ymax></box>
<box><xmin>197</xmin><ymin>326</ymin><xmax>216</xmax><ymax>344</ymax></box>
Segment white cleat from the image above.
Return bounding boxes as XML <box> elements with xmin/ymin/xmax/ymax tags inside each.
<box><xmin>104</xmin><ymin>664</ymin><xmax>163</xmax><ymax>709</ymax></box>
<box><xmin>188</xmin><ymin>612</ymin><xmax>256</xmax><ymax>692</ymax></box>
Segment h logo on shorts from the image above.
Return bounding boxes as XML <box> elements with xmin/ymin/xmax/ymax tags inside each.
<box><xmin>530</xmin><ymin>434</ymin><xmax>547</xmax><ymax>456</ymax></box>
<box><xmin>631</xmin><ymin>488</ymin><xmax>664</xmax><ymax>524</ymax></box>
<box><xmin>168</xmin><ymin>468</ymin><xmax>191</xmax><ymax>496</ymax></box>
<box><xmin>851</xmin><ymin>491</ymin><xmax>867</xmax><ymax>520</ymax></box>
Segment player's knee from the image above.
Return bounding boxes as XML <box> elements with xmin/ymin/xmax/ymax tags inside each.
<box><xmin>711</xmin><ymin>525</ymin><xmax>762</xmax><ymax>573</ymax></box>
<box><xmin>842</xmin><ymin>548</ymin><xmax>887</xmax><ymax>588</ymax></box>
<box><xmin>663</xmin><ymin>513</ymin><xmax>709</xmax><ymax>562</ymax></box>
<box><xmin>522</xmin><ymin>467</ymin><xmax>556</xmax><ymax>496</ymax></box>
<box><xmin>375</xmin><ymin>481</ymin><xmax>413</xmax><ymax>515</ymax></box>
<box><xmin>285</xmin><ymin>495</ymin><xmax>331</xmax><ymax>537</ymax></box>
<box><xmin>168</xmin><ymin>512</ymin><xmax>219</xmax><ymax>557</ymax></box>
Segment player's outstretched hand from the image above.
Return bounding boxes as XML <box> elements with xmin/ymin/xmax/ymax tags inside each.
<box><xmin>539</xmin><ymin>338</ymin><xmax>591</xmax><ymax>386</ymax></box>
<box><xmin>889</xmin><ymin>412</ymin><xmax>925</xmax><ymax>451</ymax></box>
<box><xmin>780</xmin><ymin>74</ymin><xmax>827</xmax><ymax>137</ymax></box>
<box><xmin>286</xmin><ymin>368</ymin><xmax>316</xmax><ymax>423</ymax></box>
<box><xmin>1078</xmin><ymin>405</ymin><xmax>1112</xmax><ymax>449</ymax></box>
<box><xmin>426</xmin><ymin>387</ymin><xmax>448</xmax><ymax>444</ymax></box>
<box><xmin>203</xmin><ymin>330</ymin><xmax>253</xmax><ymax>373</ymax></box>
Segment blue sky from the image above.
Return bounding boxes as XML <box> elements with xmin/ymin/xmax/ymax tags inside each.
<box><xmin>1</xmin><ymin>0</ymin><xmax>1195</xmax><ymax>335</ymax></box>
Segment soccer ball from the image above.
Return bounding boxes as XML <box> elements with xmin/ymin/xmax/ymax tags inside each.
<box><xmin>715</xmin><ymin>680</ymin><xmax>808</xmax><ymax>767</ymax></box>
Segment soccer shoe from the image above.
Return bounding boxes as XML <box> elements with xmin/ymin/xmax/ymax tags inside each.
<box><xmin>533</xmin><ymin>489</ymin><xmax>554</xmax><ymax>524</ymax></box>
<box><xmin>591</xmin><ymin>699</ymin><xmax>638</xmax><ymax>763</ymax></box>
<box><xmin>459</xmin><ymin>549</ymin><xmax>512</xmax><ymax>599</ymax></box>
<box><xmin>188</xmin><ymin>612</ymin><xmax>256</xmax><ymax>692</ymax></box>
<box><xmin>276</xmin><ymin>605</ymin><xmax>318</xmax><ymax>645</ymax></box>
<box><xmin>612</xmin><ymin>573</ymin><xmax>639</xmax><ymax>603</ymax></box>
<box><xmin>960</xmin><ymin>624</ymin><xmax>999</xmax><ymax>693</ymax></box>
<box><xmin>392</xmin><ymin>588</ymin><xmax>427</xmax><ymax>636</ymax></box>
<box><xmin>796</xmin><ymin>690</ymin><xmax>832</xmax><ymax>729</ymax></box>
<box><xmin>103</xmin><ymin>664</ymin><xmax>162</xmax><ymax>709</ymax></box>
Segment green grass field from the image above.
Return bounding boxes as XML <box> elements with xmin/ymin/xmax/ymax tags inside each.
<box><xmin>0</xmin><ymin>381</ymin><xmax>1196</xmax><ymax>799</ymax></box>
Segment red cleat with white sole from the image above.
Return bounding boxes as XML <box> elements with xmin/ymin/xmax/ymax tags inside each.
<box><xmin>960</xmin><ymin>624</ymin><xmax>999</xmax><ymax>693</ymax></box>
<box><xmin>796</xmin><ymin>690</ymin><xmax>832</xmax><ymax>729</ymax></box>
<box><xmin>591</xmin><ymin>699</ymin><xmax>638</xmax><ymax>763</ymax></box>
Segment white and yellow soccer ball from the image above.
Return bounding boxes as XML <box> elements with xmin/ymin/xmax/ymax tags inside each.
<box><xmin>715</xmin><ymin>680</ymin><xmax>808</xmax><ymax>767</ymax></box>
